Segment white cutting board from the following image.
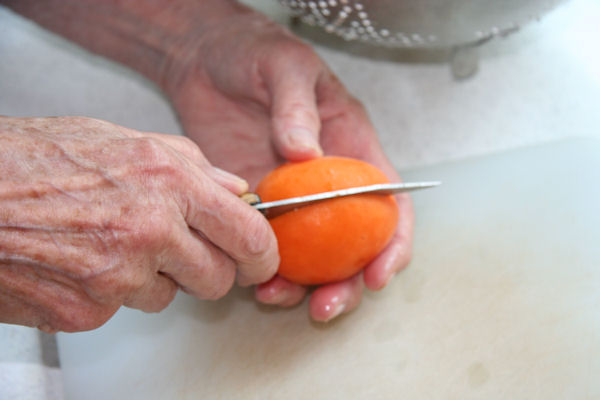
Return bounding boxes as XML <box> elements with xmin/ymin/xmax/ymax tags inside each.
<box><xmin>57</xmin><ymin>139</ymin><xmax>600</xmax><ymax>399</ymax></box>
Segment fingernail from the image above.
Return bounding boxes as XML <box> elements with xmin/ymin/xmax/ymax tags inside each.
<box><xmin>266</xmin><ymin>290</ymin><xmax>289</xmax><ymax>305</ymax></box>
<box><xmin>285</xmin><ymin>128</ymin><xmax>323</xmax><ymax>157</ymax></box>
<box><xmin>213</xmin><ymin>167</ymin><xmax>249</xmax><ymax>194</ymax></box>
<box><xmin>323</xmin><ymin>302</ymin><xmax>346</xmax><ymax>322</ymax></box>
<box><xmin>259</xmin><ymin>284</ymin><xmax>289</xmax><ymax>304</ymax></box>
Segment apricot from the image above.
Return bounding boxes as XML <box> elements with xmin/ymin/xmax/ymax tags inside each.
<box><xmin>255</xmin><ymin>156</ymin><xmax>399</xmax><ymax>285</ymax></box>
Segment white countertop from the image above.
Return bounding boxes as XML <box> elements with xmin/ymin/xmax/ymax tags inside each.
<box><xmin>1</xmin><ymin>0</ymin><xmax>599</xmax><ymax>398</ymax></box>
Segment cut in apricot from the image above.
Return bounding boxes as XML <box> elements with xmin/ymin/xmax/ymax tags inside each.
<box><xmin>255</xmin><ymin>156</ymin><xmax>399</xmax><ymax>285</ymax></box>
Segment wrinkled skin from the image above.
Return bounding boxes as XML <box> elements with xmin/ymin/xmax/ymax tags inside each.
<box><xmin>2</xmin><ymin>0</ymin><xmax>415</xmax><ymax>325</ymax></box>
<box><xmin>164</xmin><ymin>11</ymin><xmax>415</xmax><ymax>321</ymax></box>
<box><xmin>0</xmin><ymin>116</ymin><xmax>279</xmax><ymax>332</ymax></box>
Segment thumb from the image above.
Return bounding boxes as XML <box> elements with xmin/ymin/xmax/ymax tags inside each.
<box><xmin>268</xmin><ymin>68</ymin><xmax>323</xmax><ymax>161</ymax></box>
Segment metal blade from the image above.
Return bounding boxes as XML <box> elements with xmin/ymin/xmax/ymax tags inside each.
<box><xmin>253</xmin><ymin>181</ymin><xmax>441</xmax><ymax>218</ymax></box>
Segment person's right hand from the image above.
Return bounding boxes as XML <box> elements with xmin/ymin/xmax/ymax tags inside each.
<box><xmin>0</xmin><ymin>116</ymin><xmax>279</xmax><ymax>333</ymax></box>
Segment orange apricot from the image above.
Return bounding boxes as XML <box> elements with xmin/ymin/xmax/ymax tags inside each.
<box><xmin>255</xmin><ymin>156</ymin><xmax>398</xmax><ymax>285</ymax></box>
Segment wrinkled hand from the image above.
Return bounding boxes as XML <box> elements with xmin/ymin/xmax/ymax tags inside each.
<box><xmin>0</xmin><ymin>116</ymin><xmax>278</xmax><ymax>332</ymax></box>
<box><xmin>164</xmin><ymin>8</ymin><xmax>414</xmax><ymax>321</ymax></box>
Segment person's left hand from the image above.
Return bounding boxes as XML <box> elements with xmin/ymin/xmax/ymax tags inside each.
<box><xmin>162</xmin><ymin>7</ymin><xmax>414</xmax><ymax>322</ymax></box>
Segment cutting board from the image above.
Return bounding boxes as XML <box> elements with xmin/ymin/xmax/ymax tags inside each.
<box><xmin>57</xmin><ymin>139</ymin><xmax>600</xmax><ymax>399</ymax></box>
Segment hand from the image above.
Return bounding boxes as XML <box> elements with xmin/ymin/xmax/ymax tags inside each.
<box><xmin>163</xmin><ymin>7</ymin><xmax>415</xmax><ymax>322</ymax></box>
<box><xmin>0</xmin><ymin>116</ymin><xmax>278</xmax><ymax>332</ymax></box>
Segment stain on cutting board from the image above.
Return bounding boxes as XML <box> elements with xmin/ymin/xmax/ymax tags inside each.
<box><xmin>467</xmin><ymin>362</ymin><xmax>490</xmax><ymax>387</ymax></box>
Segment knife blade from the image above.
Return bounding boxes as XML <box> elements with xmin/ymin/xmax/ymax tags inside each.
<box><xmin>244</xmin><ymin>181</ymin><xmax>441</xmax><ymax>218</ymax></box>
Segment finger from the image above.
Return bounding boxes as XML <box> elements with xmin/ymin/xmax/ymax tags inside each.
<box><xmin>363</xmin><ymin>193</ymin><xmax>414</xmax><ymax>290</ymax></box>
<box><xmin>160</xmin><ymin>229</ymin><xmax>237</xmax><ymax>300</ymax></box>
<box><xmin>123</xmin><ymin>272</ymin><xmax>178</xmax><ymax>312</ymax></box>
<box><xmin>318</xmin><ymin>101</ymin><xmax>416</xmax><ymax>291</ymax></box>
<box><xmin>136</xmin><ymin>132</ymin><xmax>249</xmax><ymax>195</ymax></box>
<box><xmin>181</xmin><ymin>173</ymin><xmax>279</xmax><ymax>286</ymax></box>
<box><xmin>312</xmin><ymin>78</ymin><xmax>416</xmax><ymax>292</ymax></box>
<box><xmin>264</xmin><ymin>51</ymin><xmax>324</xmax><ymax>160</ymax></box>
<box><xmin>204</xmin><ymin>167</ymin><xmax>249</xmax><ymax>196</ymax></box>
<box><xmin>309</xmin><ymin>274</ymin><xmax>364</xmax><ymax>322</ymax></box>
<box><xmin>356</xmin><ymin>150</ymin><xmax>415</xmax><ymax>290</ymax></box>
<box><xmin>255</xmin><ymin>276</ymin><xmax>307</xmax><ymax>307</ymax></box>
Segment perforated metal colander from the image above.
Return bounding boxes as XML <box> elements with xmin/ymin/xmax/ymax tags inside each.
<box><xmin>278</xmin><ymin>0</ymin><xmax>565</xmax><ymax>48</ymax></box>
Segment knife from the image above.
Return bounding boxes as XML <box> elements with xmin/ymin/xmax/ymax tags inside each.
<box><xmin>242</xmin><ymin>181</ymin><xmax>441</xmax><ymax>218</ymax></box>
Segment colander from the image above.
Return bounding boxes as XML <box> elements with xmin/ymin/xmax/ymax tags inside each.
<box><xmin>278</xmin><ymin>0</ymin><xmax>565</xmax><ymax>48</ymax></box>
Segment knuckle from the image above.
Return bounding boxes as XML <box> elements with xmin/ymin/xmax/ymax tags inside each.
<box><xmin>70</xmin><ymin>116</ymin><xmax>102</xmax><ymax>126</ymax></box>
<box><xmin>198</xmin><ymin>261</ymin><xmax>236</xmax><ymax>301</ymax></box>
<box><xmin>203</xmin><ymin>279</ymin><xmax>233</xmax><ymax>301</ymax></box>
<box><xmin>285</xmin><ymin>40</ymin><xmax>320</xmax><ymax>65</ymax></box>
<box><xmin>134</xmin><ymin>138</ymin><xmax>179</xmax><ymax>176</ymax></box>
<box><xmin>176</xmin><ymin>136</ymin><xmax>201</xmax><ymax>155</ymax></box>
<box><xmin>269</xmin><ymin>39</ymin><xmax>323</xmax><ymax>78</ymax></box>
<box><xmin>67</xmin><ymin>116</ymin><xmax>93</xmax><ymax>125</ymax></box>
<box><xmin>277</xmin><ymin>102</ymin><xmax>319</xmax><ymax>126</ymax></box>
<box><xmin>125</xmin><ymin>278</ymin><xmax>178</xmax><ymax>313</ymax></box>
<box><xmin>73</xmin><ymin>116</ymin><xmax>120</xmax><ymax>134</ymax></box>
<box><xmin>149</xmin><ymin>285</ymin><xmax>178</xmax><ymax>312</ymax></box>
<box><xmin>136</xmin><ymin>137</ymin><xmax>166</xmax><ymax>161</ymax></box>
<box><xmin>239</xmin><ymin>212</ymin><xmax>277</xmax><ymax>261</ymax></box>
